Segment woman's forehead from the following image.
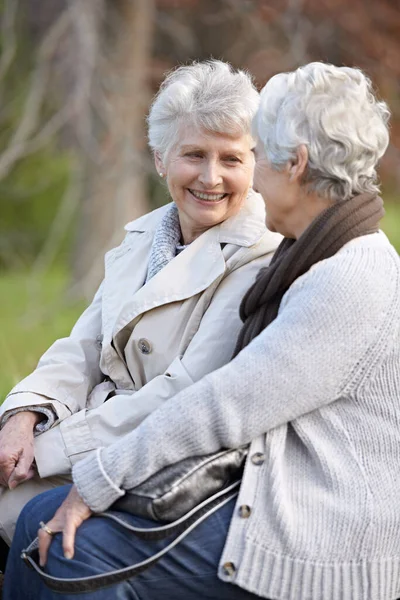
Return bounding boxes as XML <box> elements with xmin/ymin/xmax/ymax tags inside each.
<box><xmin>171</xmin><ymin>125</ymin><xmax>253</xmax><ymax>153</ymax></box>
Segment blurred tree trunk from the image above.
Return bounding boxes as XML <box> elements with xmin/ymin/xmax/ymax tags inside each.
<box><xmin>73</xmin><ymin>0</ymin><xmax>155</xmax><ymax>299</ymax></box>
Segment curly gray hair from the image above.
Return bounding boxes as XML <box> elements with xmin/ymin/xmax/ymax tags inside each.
<box><xmin>148</xmin><ymin>60</ymin><xmax>259</xmax><ymax>160</ymax></box>
<box><xmin>254</xmin><ymin>62</ymin><xmax>390</xmax><ymax>201</ymax></box>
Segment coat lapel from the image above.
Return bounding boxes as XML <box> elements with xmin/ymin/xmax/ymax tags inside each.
<box><xmin>112</xmin><ymin>224</ymin><xmax>225</xmax><ymax>343</ymax></box>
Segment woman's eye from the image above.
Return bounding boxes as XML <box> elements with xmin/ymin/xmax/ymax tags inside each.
<box><xmin>186</xmin><ymin>152</ymin><xmax>202</xmax><ymax>158</ymax></box>
<box><xmin>224</xmin><ymin>156</ymin><xmax>240</xmax><ymax>163</ymax></box>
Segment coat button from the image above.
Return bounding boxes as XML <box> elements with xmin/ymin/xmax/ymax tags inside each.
<box><xmin>95</xmin><ymin>334</ymin><xmax>103</xmax><ymax>349</ymax></box>
<box><xmin>251</xmin><ymin>452</ymin><xmax>265</xmax><ymax>466</ymax></box>
<box><xmin>222</xmin><ymin>562</ymin><xmax>236</xmax><ymax>577</ymax></box>
<box><xmin>238</xmin><ymin>504</ymin><xmax>251</xmax><ymax>518</ymax></box>
<box><xmin>138</xmin><ymin>338</ymin><xmax>152</xmax><ymax>354</ymax></box>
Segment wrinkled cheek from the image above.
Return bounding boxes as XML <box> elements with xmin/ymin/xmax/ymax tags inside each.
<box><xmin>226</xmin><ymin>194</ymin><xmax>246</xmax><ymax>217</ymax></box>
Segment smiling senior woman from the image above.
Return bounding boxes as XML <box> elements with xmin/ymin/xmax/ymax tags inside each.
<box><xmin>6</xmin><ymin>62</ymin><xmax>400</xmax><ymax>600</ymax></box>
<box><xmin>0</xmin><ymin>60</ymin><xmax>281</xmax><ymax>553</ymax></box>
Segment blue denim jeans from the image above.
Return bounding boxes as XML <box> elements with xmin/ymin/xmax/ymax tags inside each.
<box><xmin>3</xmin><ymin>485</ymin><xmax>262</xmax><ymax>599</ymax></box>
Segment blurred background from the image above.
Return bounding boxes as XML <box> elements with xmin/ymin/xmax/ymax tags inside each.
<box><xmin>1</xmin><ymin>0</ymin><xmax>399</xmax><ymax>398</ymax></box>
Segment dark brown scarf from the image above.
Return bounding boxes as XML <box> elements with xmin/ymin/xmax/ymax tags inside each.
<box><xmin>233</xmin><ymin>192</ymin><xmax>384</xmax><ymax>356</ymax></box>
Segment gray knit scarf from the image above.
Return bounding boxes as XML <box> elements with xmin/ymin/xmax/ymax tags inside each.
<box><xmin>146</xmin><ymin>204</ymin><xmax>183</xmax><ymax>282</ymax></box>
<box><xmin>233</xmin><ymin>193</ymin><xmax>385</xmax><ymax>356</ymax></box>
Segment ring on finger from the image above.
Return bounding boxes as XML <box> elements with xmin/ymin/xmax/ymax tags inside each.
<box><xmin>39</xmin><ymin>521</ymin><xmax>54</xmax><ymax>536</ymax></box>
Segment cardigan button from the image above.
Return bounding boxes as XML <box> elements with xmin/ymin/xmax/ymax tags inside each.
<box><xmin>222</xmin><ymin>562</ymin><xmax>236</xmax><ymax>577</ymax></box>
<box><xmin>250</xmin><ymin>452</ymin><xmax>265</xmax><ymax>466</ymax></box>
<box><xmin>238</xmin><ymin>504</ymin><xmax>251</xmax><ymax>518</ymax></box>
<box><xmin>138</xmin><ymin>338</ymin><xmax>152</xmax><ymax>354</ymax></box>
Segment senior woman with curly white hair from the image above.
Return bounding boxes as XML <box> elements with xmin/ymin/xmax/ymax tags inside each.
<box><xmin>0</xmin><ymin>60</ymin><xmax>281</xmax><ymax>560</ymax></box>
<box><xmin>5</xmin><ymin>62</ymin><xmax>400</xmax><ymax>600</ymax></box>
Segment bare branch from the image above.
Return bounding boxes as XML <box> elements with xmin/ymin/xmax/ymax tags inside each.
<box><xmin>0</xmin><ymin>7</ymin><xmax>71</xmax><ymax>180</ymax></box>
<box><xmin>0</xmin><ymin>0</ymin><xmax>19</xmax><ymax>86</ymax></box>
<box><xmin>156</xmin><ymin>12</ymin><xmax>198</xmax><ymax>53</ymax></box>
<box><xmin>281</xmin><ymin>0</ymin><xmax>313</xmax><ymax>65</ymax></box>
<box><xmin>23</xmin><ymin>160</ymin><xmax>84</xmax><ymax>319</ymax></box>
<box><xmin>30</xmin><ymin>160</ymin><xmax>83</xmax><ymax>276</ymax></box>
<box><xmin>0</xmin><ymin>1</ymin><xmax>106</xmax><ymax>167</ymax></box>
<box><xmin>68</xmin><ymin>0</ymin><xmax>105</xmax><ymax>159</ymax></box>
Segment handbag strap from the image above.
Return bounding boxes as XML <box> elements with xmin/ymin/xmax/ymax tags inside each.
<box><xmin>21</xmin><ymin>481</ymin><xmax>240</xmax><ymax>594</ymax></box>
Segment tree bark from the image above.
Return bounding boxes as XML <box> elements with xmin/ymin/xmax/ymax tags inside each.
<box><xmin>73</xmin><ymin>0</ymin><xmax>155</xmax><ymax>299</ymax></box>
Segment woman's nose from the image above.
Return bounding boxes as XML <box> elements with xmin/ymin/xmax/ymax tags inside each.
<box><xmin>198</xmin><ymin>161</ymin><xmax>223</xmax><ymax>188</ymax></box>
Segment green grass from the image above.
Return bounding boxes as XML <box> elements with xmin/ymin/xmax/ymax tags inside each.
<box><xmin>381</xmin><ymin>202</ymin><xmax>400</xmax><ymax>252</ymax></box>
<box><xmin>0</xmin><ymin>269</ymin><xmax>85</xmax><ymax>400</ymax></box>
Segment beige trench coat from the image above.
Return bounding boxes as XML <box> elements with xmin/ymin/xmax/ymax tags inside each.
<box><xmin>0</xmin><ymin>193</ymin><xmax>281</xmax><ymax>519</ymax></box>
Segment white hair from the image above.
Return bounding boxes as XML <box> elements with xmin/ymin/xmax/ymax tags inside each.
<box><xmin>148</xmin><ymin>60</ymin><xmax>259</xmax><ymax>160</ymax></box>
<box><xmin>255</xmin><ymin>62</ymin><xmax>390</xmax><ymax>201</ymax></box>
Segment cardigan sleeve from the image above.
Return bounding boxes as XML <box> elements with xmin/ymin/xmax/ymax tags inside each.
<box><xmin>73</xmin><ymin>245</ymin><xmax>398</xmax><ymax>512</ymax></box>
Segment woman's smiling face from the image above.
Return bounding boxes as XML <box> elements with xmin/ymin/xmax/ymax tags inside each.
<box><xmin>157</xmin><ymin>126</ymin><xmax>255</xmax><ymax>244</ymax></box>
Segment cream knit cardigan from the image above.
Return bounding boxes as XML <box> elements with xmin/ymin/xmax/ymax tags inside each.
<box><xmin>73</xmin><ymin>231</ymin><xmax>400</xmax><ymax>600</ymax></box>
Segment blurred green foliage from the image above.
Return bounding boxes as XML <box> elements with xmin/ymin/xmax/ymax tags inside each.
<box><xmin>0</xmin><ymin>2</ymin><xmax>74</xmax><ymax>270</ymax></box>
<box><xmin>0</xmin><ymin>149</ymin><xmax>73</xmax><ymax>269</ymax></box>
<box><xmin>381</xmin><ymin>200</ymin><xmax>400</xmax><ymax>252</ymax></box>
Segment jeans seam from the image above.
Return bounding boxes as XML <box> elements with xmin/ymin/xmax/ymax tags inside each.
<box><xmin>126</xmin><ymin>577</ymin><xmax>142</xmax><ymax>600</ymax></box>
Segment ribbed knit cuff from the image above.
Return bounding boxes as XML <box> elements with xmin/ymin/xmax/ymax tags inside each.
<box><xmin>1</xmin><ymin>406</ymin><xmax>56</xmax><ymax>434</ymax></box>
<box><xmin>72</xmin><ymin>448</ymin><xmax>124</xmax><ymax>513</ymax></box>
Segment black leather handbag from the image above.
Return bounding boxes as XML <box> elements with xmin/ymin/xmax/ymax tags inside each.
<box><xmin>115</xmin><ymin>446</ymin><xmax>248</xmax><ymax>521</ymax></box>
<box><xmin>21</xmin><ymin>447</ymin><xmax>248</xmax><ymax>593</ymax></box>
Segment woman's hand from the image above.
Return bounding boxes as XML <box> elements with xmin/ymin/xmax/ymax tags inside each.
<box><xmin>38</xmin><ymin>485</ymin><xmax>92</xmax><ymax>567</ymax></box>
<box><xmin>0</xmin><ymin>412</ymin><xmax>39</xmax><ymax>488</ymax></box>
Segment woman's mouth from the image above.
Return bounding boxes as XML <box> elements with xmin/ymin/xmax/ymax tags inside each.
<box><xmin>188</xmin><ymin>189</ymin><xmax>228</xmax><ymax>202</ymax></box>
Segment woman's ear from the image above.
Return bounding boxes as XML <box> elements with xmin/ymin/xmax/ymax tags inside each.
<box><xmin>154</xmin><ymin>152</ymin><xmax>165</xmax><ymax>177</ymax></box>
<box><xmin>289</xmin><ymin>144</ymin><xmax>308</xmax><ymax>182</ymax></box>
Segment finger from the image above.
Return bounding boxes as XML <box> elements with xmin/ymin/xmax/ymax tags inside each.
<box><xmin>8</xmin><ymin>456</ymin><xmax>34</xmax><ymax>489</ymax></box>
<box><xmin>62</xmin><ymin>514</ymin><xmax>78</xmax><ymax>560</ymax></box>
<box><xmin>37</xmin><ymin>512</ymin><xmax>64</xmax><ymax>567</ymax></box>
<box><xmin>38</xmin><ymin>527</ymin><xmax>54</xmax><ymax>567</ymax></box>
<box><xmin>0</xmin><ymin>458</ymin><xmax>18</xmax><ymax>485</ymax></box>
<box><xmin>8</xmin><ymin>465</ymin><xmax>36</xmax><ymax>489</ymax></box>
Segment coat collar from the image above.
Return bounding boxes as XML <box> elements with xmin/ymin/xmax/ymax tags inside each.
<box><xmin>111</xmin><ymin>191</ymin><xmax>273</xmax><ymax>350</ymax></box>
<box><xmin>124</xmin><ymin>190</ymin><xmax>267</xmax><ymax>248</ymax></box>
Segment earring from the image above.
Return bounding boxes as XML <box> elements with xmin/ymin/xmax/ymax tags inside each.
<box><xmin>159</xmin><ymin>172</ymin><xmax>164</xmax><ymax>178</ymax></box>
